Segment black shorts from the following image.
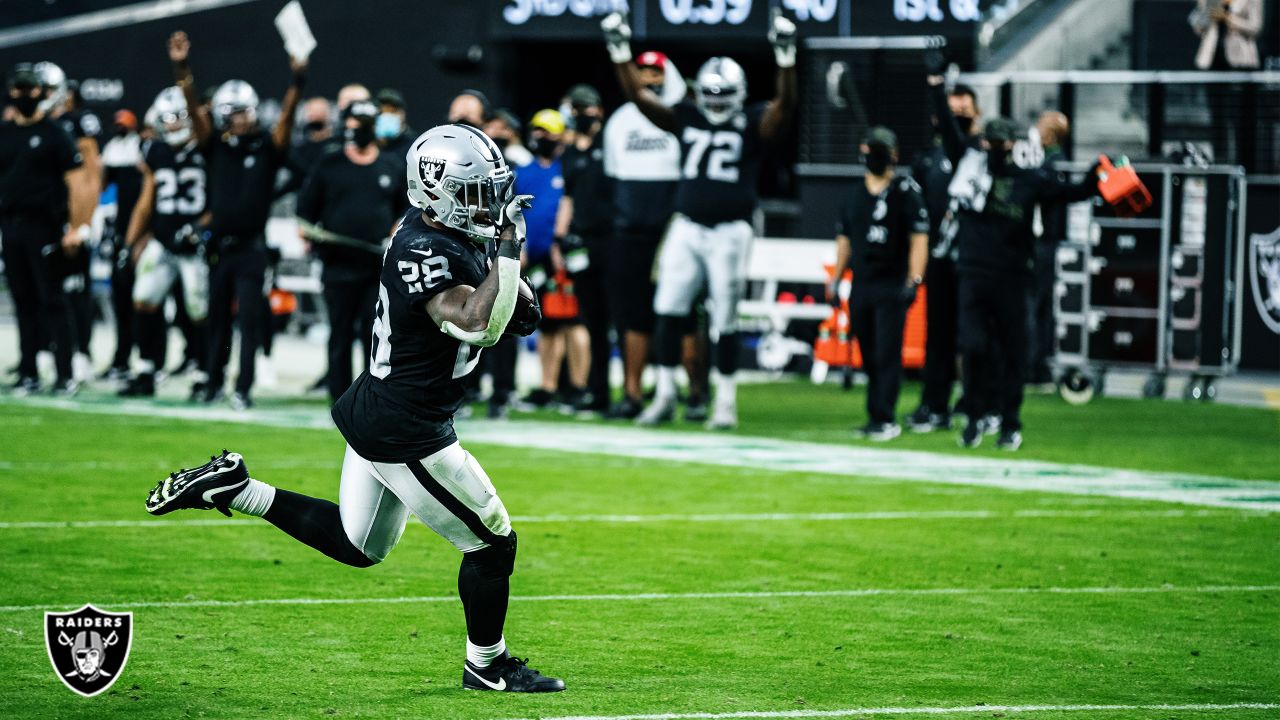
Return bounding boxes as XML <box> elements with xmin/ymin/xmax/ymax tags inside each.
<box><xmin>609</xmin><ymin>224</ymin><xmax>665</xmax><ymax>334</ymax></box>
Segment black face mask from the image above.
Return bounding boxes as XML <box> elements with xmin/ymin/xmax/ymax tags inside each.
<box><xmin>528</xmin><ymin>136</ymin><xmax>557</xmax><ymax>159</ymax></box>
<box><xmin>345</xmin><ymin>124</ymin><xmax>376</xmax><ymax>149</ymax></box>
<box><xmin>987</xmin><ymin>148</ymin><xmax>1010</xmax><ymax>172</ymax></box>
<box><xmin>11</xmin><ymin>94</ymin><xmax>39</xmax><ymax>117</ymax></box>
<box><xmin>492</xmin><ymin>135</ymin><xmax>510</xmax><ymax>150</ymax></box>
<box><xmin>864</xmin><ymin>144</ymin><xmax>892</xmax><ymax>176</ymax></box>
<box><xmin>304</xmin><ymin>120</ymin><xmax>327</xmax><ymax>134</ymax></box>
<box><xmin>574</xmin><ymin>113</ymin><xmax>602</xmax><ymax>137</ymax></box>
<box><xmin>954</xmin><ymin>116</ymin><xmax>975</xmax><ymax>135</ymax></box>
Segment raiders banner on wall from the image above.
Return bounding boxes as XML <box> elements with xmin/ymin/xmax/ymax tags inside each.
<box><xmin>1242</xmin><ymin>176</ymin><xmax>1280</xmax><ymax>372</ymax></box>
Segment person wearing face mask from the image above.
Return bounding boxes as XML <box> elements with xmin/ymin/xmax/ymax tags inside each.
<box><xmin>831</xmin><ymin>127</ymin><xmax>929</xmax><ymax>441</ymax></box>
<box><xmin>554</xmin><ymin>84</ymin><xmax>614</xmax><ymax>414</ymax></box>
<box><xmin>928</xmin><ymin>62</ymin><xmax>1101</xmax><ymax>451</ymax></box>
<box><xmin>374</xmin><ymin>88</ymin><xmax>415</xmax><ymax>176</ymax></box>
<box><xmin>905</xmin><ymin>79</ymin><xmax>982</xmax><ymax>434</ymax></box>
<box><xmin>515</xmin><ymin>109</ymin><xmax>590</xmax><ymax>411</ymax></box>
<box><xmin>0</xmin><ymin>63</ymin><xmax>94</xmax><ymax>396</ymax></box>
<box><xmin>447</xmin><ymin>89</ymin><xmax>491</xmax><ymax>130</ymax></box>
<box><xmin>296</xmin><ymin>100</ymin><xmax>407</xmax><ymax>403</ymax></box>
<box><xmin>166</xmin><ymin>30</ymin><xmax>306</xmax><ymax>410</ymax></box>
<box><xmin>484</xmin><ymin>108</ymin><xmax>533</xmax><ymax>170</ymax></box>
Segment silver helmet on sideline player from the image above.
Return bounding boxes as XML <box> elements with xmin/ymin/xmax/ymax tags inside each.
<box><xmin>210</xmin><ymin>79</ymin><xmax>258</xmax><ymax>131</ymax></box>
<box><xmin>33</xmin><ymin>60</ymin><xmax>68</xmax><ymax>115</ymax></box>
<box><xmin>405</xmin><ymin>124</ymin><xmax>514</xmax><ymax>243</ymax></box>
<box><xmin>694</xmin><ymin>57</ymin><xmax>747</xmax><ymax>125</ymax></box>
<box><xmin>149</xmin><ymin>86</ymin><xmax>193</xmax><ymax>147</ymax></box>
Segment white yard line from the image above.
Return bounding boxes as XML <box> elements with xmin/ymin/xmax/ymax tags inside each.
<box><xmin>504</xmin><ymin>703</ymin><xmax>1280</xmax><ymax>720</ymax></box>
<box><xmin>1</xmin><ymin>584</ymin><xmax>1275</xmax><ymax>614</ymax></box>
<box><xmin>4</xmin><ymin>396</ymin><xmax>1279</xmax><ymax>511</ymax></box>
<box><xmin>0</xmin><ymin>508</ymin><xmax>1250</xmax><ymax>530</ymax></box>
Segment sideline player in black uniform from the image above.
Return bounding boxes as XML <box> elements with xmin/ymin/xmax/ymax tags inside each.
<box><xmin>929</xmin><ymin>68</ymin><xmax>1101</xmax><ymax>450</ymax></box>
<box><xmin>602</xmin><ymin>9</ymin><xmax>797</xmax><ymax>429</ymax></box>
<box><xmin>905</xmin><ymin>78</ymin><xmax>983</xmax><ymax>432</ymax></box>
<box><xmin>38</xmin><ymin>62</ymin><xmax>102</xmax><ymax>383</ymax></box>
<box><xmin>144</xmin><ymin>124</ymin><xmax>559</xmax><ymax>693</ymax></box>
<box><xmin>296</xmin><ymin>100</ymin><xmax>407</xmax><ymax>402</ymax></box>
<box><xmin>1</xmin><ymin>64</ymin><xmax>94</xmax><ymax>395</ymax></box>
<box><xmin>167</xmin><ymin>30</ymin><xmax>304</xmax><ymax>410</ymax></box>
<box><xmin>831</xmin><ymin>127</ymin><xmax>929</xmax><ymax>441</ymax></box>
<box><xmin>119</xmin><ymin>86</ymin><xmax>210</xmax><ymax>397</ymax></box>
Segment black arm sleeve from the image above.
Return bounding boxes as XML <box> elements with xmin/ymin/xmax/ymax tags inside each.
<box><xmin>929</xmin><ymin>83</ymin><xmax>966</xmax><ymax>166</ymax></box>
<box><xmin>295</xmin><ymin>163</ymin><xmax>324</xmax><ymax>224</ymax></box>
<box><xmin>1034</xmin><ymin>168</ymin><xmax>1099</xmax><ymax>205</ymax></box>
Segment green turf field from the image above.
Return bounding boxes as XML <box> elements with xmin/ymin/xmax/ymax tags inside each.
<box><xmin>0</xmin><ymin>383</ymin><xmax>1277</xmax><ymax>719</ymax></box>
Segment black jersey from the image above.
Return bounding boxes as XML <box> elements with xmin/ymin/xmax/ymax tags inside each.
<box><xmin>0</xmin><ymin>118</ymin><xmax>82</xmax><ymax>219</ymax></box>
<box><xmin>561</xmin><ymin>140</ymin><xmax>613</xmax><ymax>237</ymax></box>
<box><xmin>910</xmin><ymin>141</ymin><xmax>956</xmax><ymax>244</ymax></box>
<box><xmin>671</xmin><ymin>102</ymin><xmax>767</xmax><ymax>227</ymax></box>
<box><xmin>56</xmin><ymin>108</ymin><xmax>102</xmax><ymax>145</ymax></box>
<box><xmin>144</xmin><ymin>139</ymin><xmax>207</xmax><ymax>254</ymax></box>
<box><xmin>295</xmin><ymin>147</ymin><xmax>405</xmax><ymax>281</ymax></box>
<box><xmin>836</xmin><ymin>176</ymin><xmax>930</xmax><ymax>285</ymax></box>
<box><xmin>204</xmin><ymin>129</ymin><xmax>286</xmax><ymax>240</ymax></box>
<box><xmin>331</xmin><ymin>211</ymin><xmax>491</xmax><ymax>462</ymax></box>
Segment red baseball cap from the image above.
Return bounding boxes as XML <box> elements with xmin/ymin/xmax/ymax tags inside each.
<box><xmin>113</xmin><ymin>109</ymin><xmax>137</xmax><ymax>130</ymax></box>
<box><xmin>636</xmin><ymin>51</ymin><xmax>667</xmax><ymax>70</ymax></box>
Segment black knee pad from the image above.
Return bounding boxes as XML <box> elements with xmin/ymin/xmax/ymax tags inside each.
<box><xmin>462</xmin><ymin>531</ymin><xmax>517</xmax><ymax>581</ymax></box>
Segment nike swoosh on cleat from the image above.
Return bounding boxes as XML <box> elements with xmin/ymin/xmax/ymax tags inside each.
<box><xmin>464</xmin><ymin>666</ymin><xmax>506</xmax><ymax>691</ymax></box>
<box><xmin>201</xmin><ymin>481</ymin><xmax>247</xmax><ymax>505</ymax></box>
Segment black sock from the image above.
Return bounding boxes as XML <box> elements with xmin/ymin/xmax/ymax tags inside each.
<box><xmin>653</xmin><ymin>315</ymin><xmax>684</xmax><ymax>366</ymax></box>
<box><xmin>458</xmin><ymin>533</ymin><xmax>517</xmax><ymax>646</ymax></box>
<box><xmin>715</xmin><ymin>332</ymin><xmax>741</xmax><ymax>375</ymax></box>
<box><xmin>135</xmin><ymin>311</ymin><xmax>167</xmax><ymax>373</ymax></box>
<box><xmin>262</xmin><ymin>489</ymin><xmax>375</xmax><ymax>568</ymax></box>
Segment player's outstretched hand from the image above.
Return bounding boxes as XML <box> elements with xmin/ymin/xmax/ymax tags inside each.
<box><xmin>601</xmin><ymin>12</ymin><xmax>632</xmax><ymax>64</ymax></box>
<box><xmin>169</xmin><ymin>31</ymin><xmax>190</xmax><ymax>64</ymax></box>
<box><xmin>769</xmin><ymin>11</ymin><xmax>797</xmax><ymax>69</ymax></box>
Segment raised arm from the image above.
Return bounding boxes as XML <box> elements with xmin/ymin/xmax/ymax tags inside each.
<box><xmin>426</xmin><ymin>195</ymin><xmax>532</xmax><ymax>347</ymax></box>
<box><xmin>272</xmin><ymin>57</ymin><xmax>308</xmax><ymax>152</ymax></box>
<box><xmin>924</xmin><ymin>53</ymin><xmax>966</xmax><ymax>165</ymax></box>
<box><xmin>601</xmin><ymin>12</ymin><xmax>677</xmax><ymax>133</ymax></box>
<box><xmin>1035</xmin><ymin>160</ymin><xmax>1102</xmax><ymax>207</ymax></box>
<box><xmin>168</xmin><ymin>32</ymin><xmax>212</xmax><ymax>146</ymax></box>
<box><xmin>759</xmin><ymin>11</ymin><xmax>798</xmax><ymax>142</ymax></box>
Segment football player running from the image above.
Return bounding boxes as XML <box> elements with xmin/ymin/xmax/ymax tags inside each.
<box><xmin>601</xmin><ymin>10</ymin><xmax>797</xmax><ymax>430</ymax></box>
<box><xmin>143</xmin><ymin>125</ymin><xmax>561</xmax><ymax>693</ymax></box>
<box><xmin>119</xmin><ymin>86</ymin><xmax>210</xmax><ymax>398</ymax></box>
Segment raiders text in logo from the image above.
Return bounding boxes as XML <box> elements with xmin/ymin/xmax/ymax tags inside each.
<box><xmin>420</xmin><ymin>156</ymin><xmax>447</xmax><ymax>185</ymax></box>
<box><xmin>44</xmin><ymin>604</ymin><xmax>133</xmax><ymax>697</ymax></box>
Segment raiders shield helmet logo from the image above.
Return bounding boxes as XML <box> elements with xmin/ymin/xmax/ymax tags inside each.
<box><xmin>419</xmin><ymin>156</ymin><xmax>447</xmax><ymax>185</ymax></box>
<box><xmin>1249</xmin><ymin>226</ymin><xmax>1280</xmax><ymax>334</ymax></box>
<box><xmin>44</xmin><ymin>604</ymin><xmax>133</xmax><ymax>697</ymax></box>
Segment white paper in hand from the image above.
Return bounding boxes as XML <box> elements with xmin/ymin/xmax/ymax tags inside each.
<box><xmin>274</xmin><ymin>1</ymin><xmax>316</xmax><ymax>62</ymax></box>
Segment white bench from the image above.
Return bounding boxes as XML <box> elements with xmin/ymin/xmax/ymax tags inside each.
<box><xmin>738</xmin><ymin>237</ymin><xmax>835</xmax><ymax>330</ymax></box>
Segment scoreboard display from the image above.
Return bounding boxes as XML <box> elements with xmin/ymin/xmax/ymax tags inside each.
<box><xmin>491</xmin><ymin>0</ymin><xmax>988</xmax><ymax>41</ymax></box>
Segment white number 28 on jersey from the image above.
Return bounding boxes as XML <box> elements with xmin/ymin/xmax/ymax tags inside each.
<box><xmin>398</xmin><ymin>255</ymin><xmax>452</xmax><ymax>294</ymax></box>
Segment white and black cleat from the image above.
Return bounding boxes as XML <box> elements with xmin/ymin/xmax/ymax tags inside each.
<box><xmin>858</xmin><ymin>422</ymin><xmax>902</xmax><ymax>442</ymax></box>
<box><xmin>996</xmin><ymin>429</ymin><xmax>1023</xmax><ymax>451</ymax></box>
<box><xmin>463</xmin><ymin>653</ymin><xmax>565</xmax><ymax>693</ymax></box>
<box><xmin>958</xmin><ymin>417</ymin><xmax>985</xmax><ymax>449</ymax></box>
<box><xmin>145</xmin><ymin>450</ymin><xmax>248</xmax><ymax>517</ymax></box>
<box><xmin>635</xmin><ymin>396</ymin><xmax>676</xmax><ymax>427</ymax></box>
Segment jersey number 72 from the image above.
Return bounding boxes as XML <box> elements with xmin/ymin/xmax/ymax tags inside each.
<box><xmin>682</xmin><ymin>128</ymin><xmax>741</xmax><ymax>183</ymax></box>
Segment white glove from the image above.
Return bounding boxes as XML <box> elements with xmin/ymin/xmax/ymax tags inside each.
<box><xmin>601</xmin><ymin>12</ymin><xmax>632</xmax><ymax>65</ymax></box>
<box><xmin>499</xmin><ymin>194</ymin><xmax>533</xmax><ymax>244</ymax></box>
<box><xmin>769</xmin><ymin>11</ymin><xmax>797</xmax><ymax>69</ymax></box>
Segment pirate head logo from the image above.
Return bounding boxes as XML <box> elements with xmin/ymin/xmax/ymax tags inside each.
<box><xmin>45</xmin><ymin>605</ymin><xmax>132</xmax><ymax>697</ymax></box>
<box><xmin>419</xmin><ymin>156</ymin><xmax>447</xmax><ymax>186</ymax></box>
<box><xmin>1250</xmin><ymin>226</ymin><xmax>1280</xmax><ymax>335</ymax></box>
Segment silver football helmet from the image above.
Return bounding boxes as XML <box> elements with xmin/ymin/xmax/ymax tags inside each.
<box><xmin>34</xmin><ymin>61</ymin><xmax>68</xmax><ymax>114</ymax></box>
<box><xmin>211</xmin><ymin>79</ymin><xmax>258</xmax><ymax>131</ymax></box>
<box><xmin>406</xmin><ymin>124</ymin><xmax>514</xmax><ymax>243</ymax></box>
<box><xmin>694</xmin><ymin>57</ymin><xmax>747</xmax><ymax>125</ymax></box>
<box><xmin>149</xmin><ymin>86</ymin><xmax>193</xmax><ymax>147</ymax></box>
